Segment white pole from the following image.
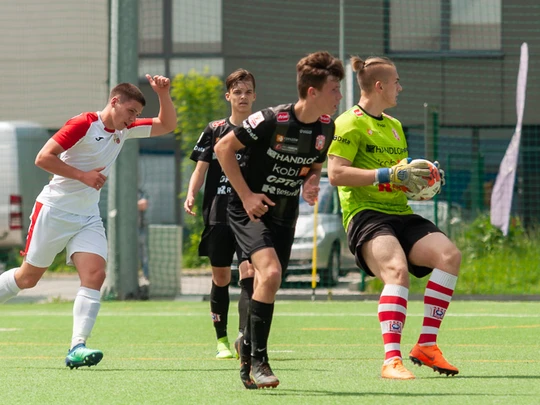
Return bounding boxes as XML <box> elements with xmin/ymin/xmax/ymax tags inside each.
<box><xmin>346</xmin><ymin>60</ymin><xmax>353</xmax><ymax>109</ymax></box>
<box><xmin>339</xmin><ymin>0</ymin><xmax>346</xmax><ymax>114</ymax></box>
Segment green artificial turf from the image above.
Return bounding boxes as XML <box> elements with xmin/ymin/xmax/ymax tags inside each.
<box><xmin>1</xmin><ymin>300</ymin><xmax>539</xmax><ymax>404</ymax></box>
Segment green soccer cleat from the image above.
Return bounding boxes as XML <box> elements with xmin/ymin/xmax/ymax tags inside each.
<box><xmin>216</xmin><ymin>337</ymin><xmax>234</xmax><ymax>359</ymax></box>
<box><xmin>65</xmin><ymin>343</ymin><xmax>103</xmax><ymax>369</ymax></box>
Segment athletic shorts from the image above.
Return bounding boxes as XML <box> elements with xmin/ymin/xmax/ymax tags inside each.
<box><xmin>228</xmin><ymin>208</ymin><xmax>295</xmax><ymax>274</ymax></box>
<box><xmin>22</xmin><ymin>202</ymin><xmax>107</xmax><ymax>268</ymax></box>
<box><xmin>198</xmin><ymin>224</ymin><xmax>245</xmax><ymax>267</ymax></box>
<box><xmin>347</xmin><ymin>209</ymin><xmax>442</xmax><ymax>278</ymax></box>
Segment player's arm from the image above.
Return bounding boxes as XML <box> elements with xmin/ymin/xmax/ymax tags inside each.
<box><xmin>145</xmin><ymin>74</ymin><xmax>177</xmax><ymax>137</ymax></box>
<box><xmin>214</xmin><ymin>130</ymin><xmax>274</xmax><ymax>221</ymax></box>
<box><xmin>328</xmin><ymin>154</ymin><xmax>430</xmax><ymax>193</ymax></box>
<box><xmin>214</xmin><ymin>131</ymin><xmax>250</xmax><ymax>200</ymax></box>
<box><xmin>327</xmin><ymin>154</ymin><xmax>376</xmax><ymax>187</ymax></box>
<box><xmin>184</xmin><ymin>161</ymin><xmax>209</xmax><ymax>216</ymax></box>
<box><xmin>35</xmin><ymin>138</ymin><xmax>106</xmax><ymax>190</ymax></box>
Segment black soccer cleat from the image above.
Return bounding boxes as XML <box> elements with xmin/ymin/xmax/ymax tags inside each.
<box><xmin>234</xmin><ymin>333</ymin><xmax>243</xmax><ymax>360</ymax></box>
<box><xmin>250</xmin><ymin>358</ymin><xmax>280</xmax><ymax>389</ymax></box>
<box><xmin>240</xmin><ymin>357</ymin><xmax>258</xmax><ymax>389</ymax></box>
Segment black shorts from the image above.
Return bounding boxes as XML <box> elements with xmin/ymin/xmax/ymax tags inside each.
<box><xmin>228</xmin><ymin>208</ymin><xmax>295</xmax><ymax>274</ymax></box>
<box><xmin>347</xmin><ymin>209</ymin><xmax>443</xmax><ymax>278</ymax></box>
<box><xmin>198</xmin><ymin>224</ymin><xmax>245</xmax><ymax>267</ymax></box>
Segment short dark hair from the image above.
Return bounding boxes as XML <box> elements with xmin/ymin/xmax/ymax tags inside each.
<box><xmin>226</xmin><ymin>69</ymin><xmax>256</xmax><ymax>91</ymax></box>
<box><xmin>109</xmin><ymin>83</ymin><xmax>146</xmax><ymax>107</ymax></box>
<box><xmin>296</xmin><ymin>51</ymin><xmax>344</xmax><ymax>99</ymax></box>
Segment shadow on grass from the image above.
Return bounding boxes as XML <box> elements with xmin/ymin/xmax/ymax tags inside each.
<box><xmin>262</xmin><ymin>388</ymin><xmax>538</xmax><ymax>398</ymax></box>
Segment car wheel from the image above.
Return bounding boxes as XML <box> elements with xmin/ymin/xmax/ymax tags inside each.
<box><xmin>320</xmin><ymin>243</ymin><xmax>340</xmax><ymax>287</ymax></box>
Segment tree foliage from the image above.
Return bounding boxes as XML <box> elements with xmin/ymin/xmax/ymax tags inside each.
<box><xmin>171</xmin><ymin>69</ymin><xmax>228</xmax><ymax>267</ymax></box>
<box><xmin>171</xmin><ymin>69</ymin><xmax>228</xmax><ymax>154</ymax></box>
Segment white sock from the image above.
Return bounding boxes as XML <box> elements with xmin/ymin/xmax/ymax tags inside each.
<box><xmin>0</xmin><ymin>268</ymin><xmax>21</xmax><ymax>304</ymax></box>
<box><xmin>71</xmin><ymin>287</ymin><xmax>101</xmax><ymax>349</ymax></box>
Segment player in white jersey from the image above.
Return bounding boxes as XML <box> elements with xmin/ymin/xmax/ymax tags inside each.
<box><xmin>0</xmin><ymin>74</ymin><xmax>177</xmax><ymax>369</ymax></box>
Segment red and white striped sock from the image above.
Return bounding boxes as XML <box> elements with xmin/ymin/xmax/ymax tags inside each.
<box><xmin>378</xmin><ymin>284</ymin><xmax>408</xmax><ymax>363</ymax></box>
<box><xmin>418</xmin><ymin>268</ymin><xmax>457</xmax><ymax>346</ymax></box>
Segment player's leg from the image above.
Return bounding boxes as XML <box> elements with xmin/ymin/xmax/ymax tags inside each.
<box><xmin>206</xmin><ymin>225</ymin><xmax>238</xmax><ymax>359</ymax></box>
<box><xmin>235</xmin><ymin>258</ymin><xmax>255</xmax><ymax>359</ymax></box>
<box><xmin>65</xmin><ymin>215</ymin><xmax>107</xmax><ymax>369</ymax></box>
<box><xmin>229</xmin><ymin>212</ymin><xmax>293</xmax><ymax>388</ymax></box>
<box><xmin>139</xmin><ymin>226</ymin><xmax>149</xmax><ymax>282</ymax></box>
<box><xmin>362</xmin><ymin>234</ymin><xmax>415</xmax><ymax>380</ymax></box>
<box><xmin>211</xmin><ymin>265</ymin><xmax>233</xmax><ymax>359</ymax></box>
<box><xmin>407</xmin><ymin>229</ymin><xmax>461</xmax><ymax>376</ymax></box>
<box><xmin>249</xmin><ymin>247</ymin><xmax>282</xmax><ymax>388</ymax></box>
<box><xmin>247</xmin><ymin>223</ymin><xmax>293</xmax><ymax>389</ymax></box>
<box><xmin>238</xmin><ymin>273</ymin><xmax>257</xmax><ymax>388</ymax></box>
<box><xmin>349</xmin><ymin>211</ymin><xmax>415</xmax><ymax>379</ymax></box>
<box><xmin>0</xmin><ymin>261</ymin><xmax>48</xmax><ymax>303</ymax></box>
<box><xmin>0</xmin><ymin>203</ymin><xmax>72</xmax><ymax>303</ymax></box>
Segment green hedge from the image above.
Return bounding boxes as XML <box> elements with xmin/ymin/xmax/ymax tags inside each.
<box><xmin>366</xmin><ymin>214</ymin><xmax>540</xmax><ymax>295</ymax></box>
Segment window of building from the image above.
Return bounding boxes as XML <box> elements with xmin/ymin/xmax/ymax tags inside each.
<box><xmin>138</xmin><ymin>0</ymin><xmax>223</xmax><ymax>77</ymax></box>
<box><xmin>172</xmin><ymin>0</ymin><xmax>222</xmax><ymax>53</ymax></box>
<box><xmin>388</xmin><ymin>0</ymin><xmax>501</xmax><ymax>53</ymax></box>
<box><xmin>170</xmin><ymin>58</ymin><xmax>223</xmax><ymax>77</ymax></box>
<box><xmin>139</xmin><ymin>0</ymin><xmax>163</xmax><ymax>54</ymax></box>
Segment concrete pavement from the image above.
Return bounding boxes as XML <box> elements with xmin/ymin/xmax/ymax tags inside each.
<box><xmin>7</xmin><ymin>271</ymin><xmax>369</xmax><ymax>303</ymax></box>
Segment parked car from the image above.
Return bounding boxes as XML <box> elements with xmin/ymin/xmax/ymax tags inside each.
<box><xmin>287</xmin><ymin>177</ymin><xmax>357</xmax><ymax>286</ymax></box>
<box><xmin>0</xmin><ymin>122</ymin><xmax>50</xmax><ymax>268</ymax></box>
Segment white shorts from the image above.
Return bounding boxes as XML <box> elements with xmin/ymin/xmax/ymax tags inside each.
<box><xmin>22</xmin><ymin>202</ymin><xmax>107</xmax><ymax>268</ymax></box>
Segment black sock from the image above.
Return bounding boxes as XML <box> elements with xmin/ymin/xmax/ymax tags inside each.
<box><xmin>238</xmin><ymin>277</ymin><xmax>254</xmax><ymax>334</ymax></box>
<box><xmin>250</xmin><ymin>299</ymin><xmax>274</xmax><ymax>361</ymax></box>
<box><xmin>210</xmin><ymin>281</ymin><xmax>230</xmax><ymax>340</ymax></box>
<box><xmin>241</xmin><ymin>299</ymin><xmax>252</xmax><ymax>359</ymax></box>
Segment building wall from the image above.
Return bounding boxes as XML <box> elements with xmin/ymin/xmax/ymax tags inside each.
<box><xmin>223</xmin><ymin>0</ymin><xmax>539</xmax><ymax>128</ymax></box>
<box><xmin>1</xmin><ymin>1</ymin><xmax>537</xmax><ymax>131</ymax></box>
<box><xmin>0</xmin><ymin>1</ymin><xmax>109</xmax><ymax>129</ymax></box>
<box><xmin>223</xmin><ymin>0</ymin><xmax>342</xmax><ymax>113</ymax></box>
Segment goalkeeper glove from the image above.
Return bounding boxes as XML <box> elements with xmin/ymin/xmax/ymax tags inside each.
<box><xmin>375</xmin><ymin>158</ymin><xmax>431</xmax><ymax>194</ymax></box>
<box><xmin>433</xmin><ymin>161</ymin><xmax>445</xmax><ymax>187</ymax></box>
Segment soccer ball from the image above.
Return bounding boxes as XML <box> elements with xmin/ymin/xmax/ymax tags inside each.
<box><xmin>401</xmin><ymin>159</ymin><xmax>442</xmax><ymax>201</ymax></box>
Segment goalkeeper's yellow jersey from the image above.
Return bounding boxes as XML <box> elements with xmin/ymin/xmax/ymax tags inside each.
<box><xmin>328</xmin><ymin>105</ymin><xmax>413</xmax><ymax>230</ymax></box>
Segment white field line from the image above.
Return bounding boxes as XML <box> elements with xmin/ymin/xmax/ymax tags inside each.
<box><xmin>0</xmin><ymin>312</ymin><xmax>539</xmax><ymax>318</ymax></box>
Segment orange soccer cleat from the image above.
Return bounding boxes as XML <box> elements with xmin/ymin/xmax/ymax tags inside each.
<box><xmin>409</xmin><ymin>344</ymin><xmax>459</xmax><ymax>376</ymax></box>
<box><xmin>381</xmin><ymin>358</ymin><xmax>415</xmax><ymax>380</ymax></box>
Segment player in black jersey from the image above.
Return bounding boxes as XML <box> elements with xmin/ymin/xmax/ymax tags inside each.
<box><xmin>184</xmin><ymin>69</ymin><xmax>257</xmax><ymax>360</ymax></box>
<box><xmin>215</xmin><ymin>51</ymin><xmax>344</xmax><ymax>389</ymax></box>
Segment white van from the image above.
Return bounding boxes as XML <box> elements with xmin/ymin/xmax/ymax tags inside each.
<box><xmin>0</xmin><ymin>122</ymin><xmax>51</xmax><ymax>263</ymax></box>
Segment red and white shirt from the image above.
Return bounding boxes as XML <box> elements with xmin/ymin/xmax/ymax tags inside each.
<box><xmin>36</xmin><ymin>112</ymin><xmax>153</xmax><ymax>216</ymax></box>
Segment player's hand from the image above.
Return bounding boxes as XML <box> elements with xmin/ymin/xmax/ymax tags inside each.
<box><xmin>389</xmin><ymin>158</ymin><xmax>430</xmax><ymax>194</ymax></box>
<box><xmin>183</xmin><ymin>195</ymin><xmax>197</xmax><ymax>216</ymax></box>
<box><xmin>302</xmin><ymin>174</ymin><xmax>320</xmax><ymax>206</ymax></box>
<box><xmin>243</xmin><ymin>192</ymin><xmax>275</xmax><ymax>222</ymax></box>
<box><xmin>81</xmin><ymin>167</ymin><xmax>107</xmax><ymax>190</ymax></box>
<box><xmin>146</xmin><ymin>74</ymin><xmax>171</xmax><ymax>94</ymax></box>
<box><xmin>433</xmin><ymin>161</ymin><xmax>446</xmax><ymax>187</ymax></box>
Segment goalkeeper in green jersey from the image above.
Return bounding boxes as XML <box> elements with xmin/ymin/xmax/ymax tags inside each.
<box><xmin>327</xmin><ymin>56</ymin><xmax>461</xmax><ymax>380</ymax></box>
